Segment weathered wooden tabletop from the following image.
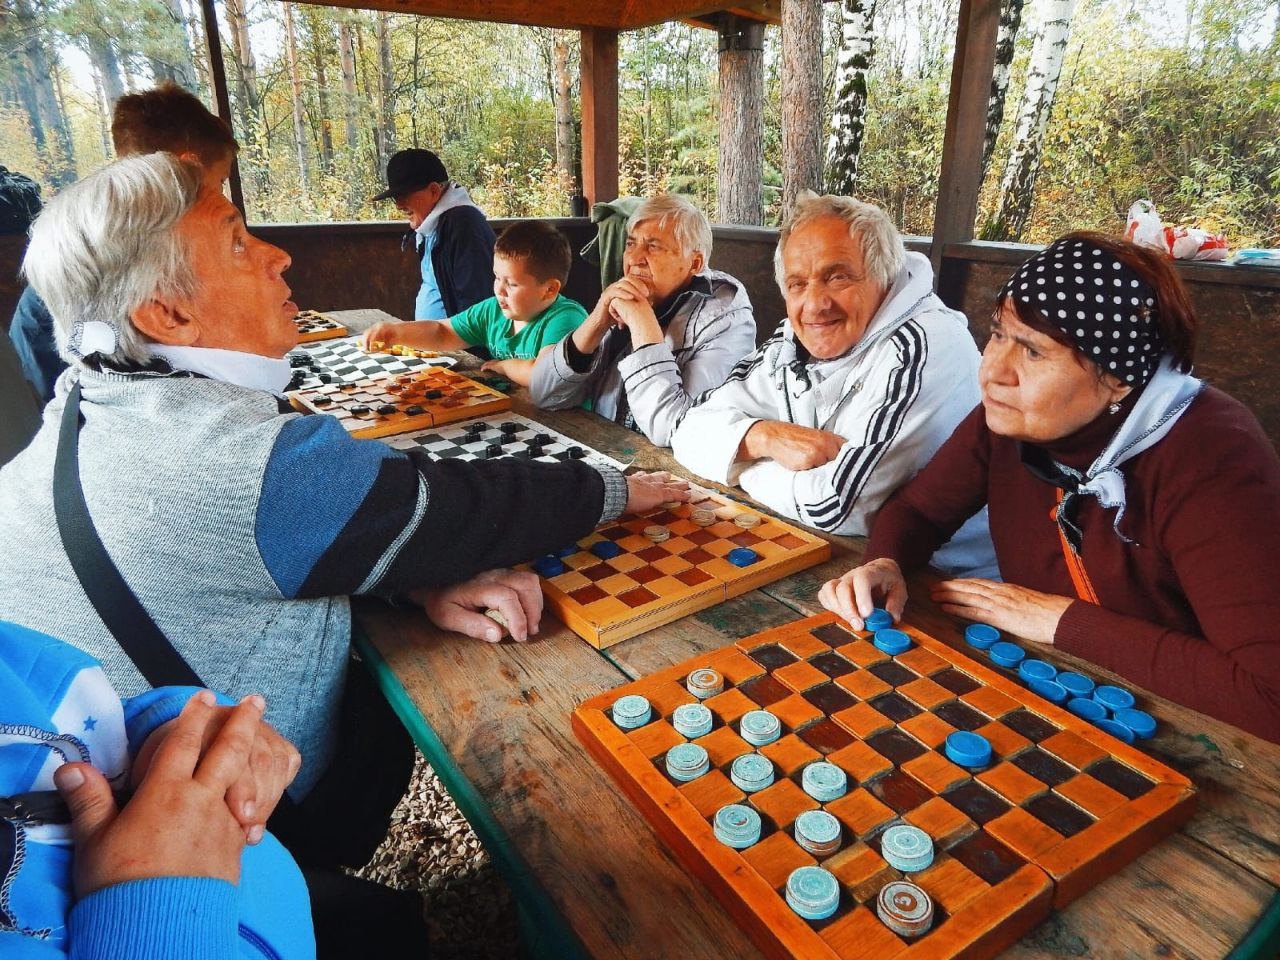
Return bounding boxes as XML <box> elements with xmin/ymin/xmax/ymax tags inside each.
<box><xmin>353</xmin><ymin>386</ymin><xmax>1280</xmax><ymax>960</ymax></box>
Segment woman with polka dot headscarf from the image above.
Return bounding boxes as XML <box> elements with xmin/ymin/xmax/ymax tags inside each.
<box><xmin>818</xmin><ymin>232</ymin><xmax>1280</xmax><ymax>743</ymax></box>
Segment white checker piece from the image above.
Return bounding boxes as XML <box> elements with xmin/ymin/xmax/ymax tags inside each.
<box><xmin>388</xmin><ymin>413</ymin><xmax>628</xmax><ymax>471</ymax></box>
<box><xmin>287</xmin><ymin>336</ymin><xmax>455</xmax><ymax>390</ymax></box>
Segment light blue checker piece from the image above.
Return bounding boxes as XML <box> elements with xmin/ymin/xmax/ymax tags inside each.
<box><xmin>785</xmin><ymin>866</ymin><xmax>840</xmax><ymax>921</ymax></box>
<box><xmin>730</xmin><ymin>753</ymin><xmax>775</xmax><ymax>793</ymax></box>
<box><xmin>714</xmin><ymin>804</ymin><xmax>762</xmax><ymax>849</ymax></box>
<box><xmin>611</xmin><ymin>694</ymin><xmax>651</xmax><ymax>730</ymax></box>
<box><xmin>964</xmin><ymin>623</ymin><xmax>1000</xmax><ymax>650</ymax></box>
<box><xmin>944</xmin><ymin>731</ymin><xmax>992</xmax><ymax>770</ymax></box>
<box><xmin>1067</xmin><ymin>697</ymin><xmax>1107</xmax><ymax>723</ymax></box>
<box><xmin>802</xmin><ymin>762</ymin><xmax>849</xmax><ymax>802</ymax></box>
<box><xmin>988</xmin><ymin>641</ymin><xmax>1026</xmax><ymax>669</ymax></box>
<box><xmin>1058</xmin><ymin>672</ymin><xmax>1096</xmax><ymax>698</ymax></box>
<box><xmin>873</xmin><ymin>628</ymin><xmax>912</xmax><ymax>656</ymax></box>
<box><xmin>794</xmin><ymin>810</ymin><xmax>842</xmax><ymax>850</ymax></box>
<box><xmin>1019</xmin><ymin>659</ymin><xmax>1057</xmax><ymax>684</ymax></box>
<box><xmin>740</xmin><ymin>710</ymin><xmax>781</xmax><ymax>747</ymax></box>
<box><xmin>1114</xmin><ymin>707</ymin><xmax>1157</xmax><ymax>740</ymax></box>
<box><xmin>1093</xmin><ymin>685</ymin><xmax>1136</xmax><ymax>714</ymax></box>
<box><xmin>1029</xmin><ymin>679</ymin><xmax>1069</xmax><ymax>705</ymax></box>
<box><xmin>1095</xmin><ymin>718</ymin><xmax>1135</xmax><ymax>743</ymax></box>
<box><xmin>665</xmin><ymin>743</ymin><xmax>710</xmax><ymax>783</ymax></box>
<box><xmin>865</xmin><ymin>608</ymin><xmax>894</xmax><ymax>632</ymax></box>
<box><xmin>672</xmin><ymin>702</ymin><xmax>714</xmax><ymax>739</ymax></box>
<box><xmin>589</xmin><ymin>540</ymin><xmax>623</xmax><ymax>560</ymax></box>
<box><xmin>880</xmin><ymin>824</ymin><xmax>934</xmax><ymax>873</ymax></box>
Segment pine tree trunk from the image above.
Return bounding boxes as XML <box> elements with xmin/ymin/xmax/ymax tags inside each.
<box><xmin>161</xmin><ymin>0</ymin><xmax>197</xmax><ymax>88</ymax></box>
<box><xmin>306</xmin><ymin>9</ymin><xmax>335</xmax><ymax>173</ymax></box>
<box><xmin>782</xmin><ymin>0</ymin><xmax>824</xmax><ymax>214</ymax></box>
<box><xmin>717</xmin><ymin>16</ymin><xmax>764</xmax><ymax>225</ymax></box>
<box><xmin>224</xmin><ymin>0</ymin><xmax>261</xmax><ymax>141</ymax></box>
<box><xmin>982</xmin><ymin>0</ymin><xmax>1026</xmax><ymax>175</ymax></box>
<box><xmin>90</xmin><ymin>63</ymin><xmax>113</xmax><ymax>158</ymax></box>
<box><xmin>283</xmin><ymin>2</ymin><xmax>308</xmax><ymax>191</ymax></box>
<box><xmin>826</xmin><ymin>0</ymin><xmax>877</xmax><ymax>194</ymax></box>
<box><xmin>986</xmin><ymin>0</ymin><xmax>1077</xmax><ymax>241</ymax></box>
<box><xmin>553</xmin><ymin>31</ymin><xmax>575</xmax><ymax>189</ymax></box>
<box><xmin>338</xmin><ymin>18</ymin><xmax>359</xmax><ymax>151</ymax></box>
<box><xmin>16</xmin><ymin>0</ymin><xmax>75</xmax><ymax>184</ymax></box>
<box><xmin>86</xmin><ymin>31</ymin><xmax>125</xmax><ymax>105</ymax></box>
<box><xmin>377</xmin><ymin>12</ymin><xmax>396</xmax><ymax>164</ymax></box>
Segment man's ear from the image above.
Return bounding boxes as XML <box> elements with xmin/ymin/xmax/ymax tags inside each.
<box><xmin>131</xmin><ymin>298</ymin><xmax>198</xmax><ymax>347</ymax></box>
<box><xmin>690</xmin><ymin>251</ymin><xmax>706</xmax><ymax>275</ymax></box>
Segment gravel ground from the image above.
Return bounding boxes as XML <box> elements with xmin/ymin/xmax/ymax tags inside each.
<box><xmin>354</xmin><ymin>752</ymin><xmax>525</xmax><ymax>959</ymax></box>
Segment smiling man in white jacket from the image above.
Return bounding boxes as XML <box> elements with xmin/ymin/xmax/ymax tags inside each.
<box><xmin>672</xmin><ymin>192</ymin><xmax>996</xmax><ymax>576</ymax></box>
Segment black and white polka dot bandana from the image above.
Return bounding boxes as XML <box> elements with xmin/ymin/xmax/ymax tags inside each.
<box><xmin>999</xmin><ymin>238</ymin><xmax>1162</xmax><ymax>386</ymax></box>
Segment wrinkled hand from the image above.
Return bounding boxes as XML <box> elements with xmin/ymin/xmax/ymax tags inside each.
<box><xmin>930</xmin><ymin>579</ymin><xmax>1072</xmax><ymax>645</ymax></box>
<box><xmin>817</xmin><ymin>558</ymin><xmax>907</xmax><ymax>631</ymax></box>
<box><xmin>130</xmin><ymin>696</ymin><xmax>300</xmax><ymax>845</ymax></box>
<box><xmin>55</xmin><ymin>691</ymin><xmax>269</xmax><ymax>896</ymax></box>
<box><xmin>745</xmin><ymin>421</ymin><xmax>845</xmax><ymax>471</ymax></box>
<box><xmin>624</xmin><ymin>471</ymin><xmax>691</xmax><ymax>515</ymax></box>
<box><xmin>412</xmin><ymin>569</ymin><xmax>544</xmax><ymax>643</ymax></box>
<box><xmin>359</xmin><ymin>321</ymin><xmax>403</xmax><ymax>352</ymax></box>
<box><xmin>609</xmin><ymin>296</ymin><xmax>663</xmax><ymax>349</ymax></box>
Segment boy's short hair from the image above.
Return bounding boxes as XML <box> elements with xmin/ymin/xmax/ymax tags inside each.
<box><xmin>111</xmin><ymin>82</ymin><xmax>239</xmax><ymax>165</ymax></box>
<box><xmin>495</xmin><ymin>220</ymin><xmax>573</xmax><ymax>286</ymax></box>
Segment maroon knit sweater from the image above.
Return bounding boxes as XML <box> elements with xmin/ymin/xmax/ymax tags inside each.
<box><xmin>865</xmin><ymin>386</ymin><xmax>1280</xmax><ymax>743</ymax></box>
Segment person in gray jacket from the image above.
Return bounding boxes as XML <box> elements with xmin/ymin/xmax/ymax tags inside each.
<box><xmin>530</xmin><ymin>194</ymin><xmax>756</xmax><ymax>446</ymax></box>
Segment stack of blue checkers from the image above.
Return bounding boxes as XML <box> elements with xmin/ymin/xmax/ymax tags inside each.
<box><xmin>879</xmin><ymin>824</ymin><xmax>933</xmax><ymax>873</ymax></box>
<box><xmin>864</xmin><ymin>608</ymin><xmax>894</xmax><ymax>632</ymax></box>
<box><xmin>713</xmin><ymin>803</ymin><xmax>761</xmax><ymax>849</ymax></box>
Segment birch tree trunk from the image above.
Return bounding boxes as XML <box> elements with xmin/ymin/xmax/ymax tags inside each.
<box><xmin>986</xmin><ymin>0</ymin><xmax>1077</xmax><ymax>241</ymax></box>
<box><xmin>338</xmin><ymin>18</ymin><xmax>359</xmax><ymax>152</ymax></box>
<box><xmin>981</xmin><ymin>0</ymin><xmax>1026</xmax><ymax>175</ymax></box>
<box><xmin>86</xmin><ymin>30</ymin><xmax>125</xmax><ymax>104</ymax></box>
<box><xmin>283</xmin><ymin>2</ymin><xmax>308</xmax><ymax>191</ymax></box>
<box><xmin>553</xmin><ymin>31</ymin><xmax>575</xmax><ymax>189</ymax></box>
<box><xmin>161</xmin><ymin>0</ymin><xmax>197</xmax><ymax>88</ymax></box>
<box><xmin>826</xmin><ymin>0</ymin><xmax>877</xmax><ymax>195</ymax></box>
<box><xmin>376</xmin><ymin>12</ymin><xmax>396</xmax><ymax>164</ymax></box>
<box><xmin>305</xmin><ymin>8</ymin><xmax>335</xmax><ymax>173</ymax></box>
<box><xmin>16</xmin><ymin>0</ymin><xmax>75</xmax><ymax>184</ymax></box>
<box><xmin>717</xmin><ymin>16</ymin><xmax>764</xmax><ymax>225</ymax></box>
<box><xmin>782</xmin><ymin>0</ymin><xmax>824</xmax><ymax>214</ymax></box>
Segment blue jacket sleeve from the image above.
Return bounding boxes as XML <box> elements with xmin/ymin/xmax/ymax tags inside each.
<box><xmin>122</xmin><ymin>687</ymin><xmax>235</xmax><ymax>756</ymax></box>
<box><xmin>434</xmin><ymin>206</ymin><xmax>496</xmax><ymax>315</ymax></box>
<box><xmin>9</xmin><ymin>286</ymin><xmax>65</xmax><ymax>404</ymax></box>
<box><xmin>69</xmin><ymin>877</ymin><xmax>239</xmax><ymax>960</ymax></box>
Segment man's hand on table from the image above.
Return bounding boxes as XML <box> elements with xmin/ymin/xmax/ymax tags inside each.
<box><xmin>411</xmin><ymin>569</ymin><xmax>544</xmax><ymax>643</ymax></box>
<box><xmin>739</xmin><ymin>421</ymin><xmax>845</xmax><ymax>471</ymax></box>
<box><xmin>624</xmin><ymin>471</ymin><xmax>691</xmax><ymax>515</ymax></box>
<box><xmin>819</xmin><ymin>558</ymin><xmax>908</xmax><ymax>631</ymax></box>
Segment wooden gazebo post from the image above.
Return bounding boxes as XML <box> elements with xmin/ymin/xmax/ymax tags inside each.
<box><xmin>580</xmin><ymin>28</ymin><xmax>619</xmax><ymax>207</ymax></box>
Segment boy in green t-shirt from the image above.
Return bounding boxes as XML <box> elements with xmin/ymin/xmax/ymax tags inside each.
<box><xmin>361</xmin><ymin>220</ymin><xmax>586</xmax><ymax>386</ymax></box>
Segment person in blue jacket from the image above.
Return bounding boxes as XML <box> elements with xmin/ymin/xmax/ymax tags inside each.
<box><xmin>0</xmin><ymin>620</ymin><xmax>314</xmax><ymax>959</ymax></box>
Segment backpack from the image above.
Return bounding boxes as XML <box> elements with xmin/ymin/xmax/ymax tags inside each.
<box><xmin>0</xmin><ymin>166</ymin><xmax>43</xmax><ymax>234</ymax></box>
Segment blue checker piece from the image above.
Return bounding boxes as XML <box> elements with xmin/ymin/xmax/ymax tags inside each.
<box><xmin>988</xmin><ymin>641</ymin><xmax>1026</xmax><ymax>669</ymax></box>
<box><xmin>1114</xmin><ymin>707</ymin><xmax>1156</xmax><ymax>739</ymax></box>
<box><xmin>1058</xmin><ymin>672</ymin><xmax>1096</xmax><ymax>698</ymax></box>
<box><xmin>964</xmin><ymin>623</ymin><xmax>1000</xmax><ymax>650</ymax></box>
<box><xmin>1093</xmin><ymin>685</ymin><xmax>1136</xmax><ymax>713</ymax></box>
<box><xmin>785</xmin><ymin>866</ymin><xmax>840</xmax><ymax>921</ymax></box>
<box><xmin>727</xmin><ymin>547</ymin><xmax>761</xmax><ymax>567</ymax></box>
<box><xmin>1068</xmin><ymin>697</ymin><xmax>1107</xmax><ymax>722</ymax></box>
<box><xmin>589</xmin><ymin>540</ymin><xmax>623</xmax><ymax>560</ymax></box>
<box><xmin>1018</xmin><ymin>659</ymin><xmax>1057</xmax><ymax>684</ymax></box>
<box><xmin>944</xmin><ymin>731</ymin><xmax>992</xmax><ymax>769</ymax></box>
<box><xmin>1029</xmin><ymin>679</ymin><xmax>1069</xmax><ymax>705</ymax></box>
<box><xmin>873</xmin><ymin>628</ymin><xmax>912</xmax><ymax>656</ymax></box>
<box><xmin>555</xmin><ymin>544</ymin><xmax>579</xmax><ymax>557</ymax></box>
<box><xmin>1095</xmin><ymin>718</ymin><xmax>1135</xmax><ymax>743</ymax></box>
<box><xmin>865</xmin><ymin>608</ymin><xmax>894</xmax><ymax>632</ymax></box>
<box><xmin>532</xmin><ymin>555</ymin><xmax>567</xmax><ymax>577</ymax></box>
<box><xmin>714</xmin><ymin>804</ymin><xmax>762</xmax><ymax>849</ymax></box>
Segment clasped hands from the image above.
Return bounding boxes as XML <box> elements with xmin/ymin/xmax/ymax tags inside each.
<box><xmin>574</xmin><ymin>277</ymin><xmax>662</xmax><ymax>353</ymax></box>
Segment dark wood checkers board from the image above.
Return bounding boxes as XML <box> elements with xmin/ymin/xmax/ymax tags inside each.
<box><xmin>573</xmin><ymin>612</ymin><xmax>1197</xmax><ymax>960</ymax></box>
<box><xmin>525</xmin><ymin>490</ymin><xmax>830</xmax><ymax>649</ymax></box>
<box><xmin>293</xmin><ymin>308</ymin><xmax>348</xmax><ymax>343</ymax></box>
<box><xmin>287</xmin><ymin>367</ymin><xmax>511</xmax><ymax>439</ymax></box>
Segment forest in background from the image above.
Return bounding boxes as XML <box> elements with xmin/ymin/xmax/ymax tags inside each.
<box><xmin>2</xmin><ymin>0</ymin><xmax>1278</xmax><ymax>246</ymax></box>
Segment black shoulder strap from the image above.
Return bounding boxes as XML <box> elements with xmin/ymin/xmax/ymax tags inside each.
<box><xmin>52</xmin><ymin>382</ymin><xmax>203</xmax><ymax>688</ymax></box>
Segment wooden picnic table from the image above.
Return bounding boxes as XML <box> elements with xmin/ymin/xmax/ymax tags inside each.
<box><xmin>351</xmin><ymin>376</ymin><xmax>1280</xmax><ymax>960</ymax></box>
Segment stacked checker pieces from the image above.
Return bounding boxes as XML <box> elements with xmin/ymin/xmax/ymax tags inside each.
<box><xmin>292</xmin><ymin>309</ymin><xmax>348</xmax><ymax>343</ymax></box>
<box><xmin>286</xmin><ymin>366</ymin><xmax>511</xmax><ymax>439</ymax></box>
<box><xmin>287</xmin><ymin>335</ymin><xmax>453</xmax><ymax>391</ymax></box>
<box><xmin>386</xmin><ymin>413</ymin><xmax>628</xmax><ymax>471</ymax></box>
<box><xmin>571</xmin><ymin>611</ymin><xmax>1196</xmax><ymax>960</ymax></box>
<box><xmin>524</xmin><ymin>490</ymin><xmax>830</xmax><ymax>649</ymax></box>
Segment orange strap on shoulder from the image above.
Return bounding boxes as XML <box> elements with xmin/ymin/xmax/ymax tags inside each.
<box><xmin>1052</xmin><ymin>488</ymin><xmax>1100</xmax><ymax>605</ymax></box>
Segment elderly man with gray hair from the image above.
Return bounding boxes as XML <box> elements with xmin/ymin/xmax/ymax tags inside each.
<box><xmin>672</xmin><ymin>192</ymin><xmax>995</xmax><ymax>576</ymax></box>
<box><xmin>530</xmin><ymin>193</ymin><xmax>756</xmax><ymax>446</ymax></box>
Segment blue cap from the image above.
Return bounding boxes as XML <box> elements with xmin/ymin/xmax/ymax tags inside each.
<box><xmin>590</xmin><ymin>540</ymin><xmax>623</xmax><ymax>560</ymax></box>
<box><xmin>964</xmin><ymin>623</ymin><xmax>1001</xmax><ymax>649</ymax></box>
<box><xmin>1093</xmin><ymin>685</ymin><xmax>1136</xmax><ymax>713</ymax></box>
<box><xmin>1018</xmin><ymin>659</ymin><xmax>1057</xmax><ymax>684</ymax></box>
<box><xmin>873</xmin><ymin>628</ymin><xmax>912</xmax><ymax>656</ymax></box>
<box><xmin>1029</xmin><ymin>678</ymin><xmax>1069</xmax><ymax>704</ymax></box>
<box><xmin>1095</xmin><ymin>718</ymin><xmax>1135</xmax><ymax>743</ymax></box>
<box><xmin>989</xmin><ymin>641</ymin><xmax>1026</xmax><ymax>669</ymax></box>
<box><xmin>865</xmin><ymin>608</ymin><xmax>894</xmax><ymax>632</ymax></box>
<box><xmin>532</xmin><ymin>554</ymin><xmax>568</xmax><ymax>578</ymax></box>
<box><xmin>1113</xmin><ymin>707</ymin><xmax>1156</xmax><ymax>739</ymax></box>
<box><xmin>727</xmin><ymin>547</ymin><xmax>760</xmax><ymax>567</ymax></box>
<box><xmin>1068</xmin><ymin>697</ymin><xmax>1107</xmax><ymax>722</ymax></box>
<box><xmin>1058</xmin><ymin>672</ymin><xmax>1096</xmax><ymax>698</ymax></box>
<box><xmin>944</xmin><ymin>730</ymin><xmax>993</xmax><ymax>769</ymax></box>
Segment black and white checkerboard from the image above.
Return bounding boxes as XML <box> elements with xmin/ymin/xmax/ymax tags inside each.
<box><xmin>286</xmin><ymin>336</ymin><xmax>455</xmax><ymax>390</ymax></box>
<box><xmin>387</xmin><ymin>413</ymin><xmax>628</xmax><ymax>470</ymax></box>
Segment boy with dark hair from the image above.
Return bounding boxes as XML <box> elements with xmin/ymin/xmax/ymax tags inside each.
<box><xmin>362</xmin><ymin>220</ymin><xmax>586</xmax><ymax>386</ymax></box>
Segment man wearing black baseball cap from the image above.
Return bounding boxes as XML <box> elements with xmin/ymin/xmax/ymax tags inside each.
<box><xmin>374</xmin><ymin>148</ymin><xmax>496</xmax><ymax>321</ymax></box>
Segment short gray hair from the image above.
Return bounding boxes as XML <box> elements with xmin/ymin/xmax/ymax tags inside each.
<box><xmin>627</xmin><ymin>194</ymin><xmax>713</xmax><ymax>262</ymax></box>
<box><xmin>774</xmin><ymin>191</ymin><xmax>905</xmax><ymax>294</ymax></box>
<box><xmin>22</xmin><ymin>152</ymin><xmax>202</xmax><ymax>367</ymax></box>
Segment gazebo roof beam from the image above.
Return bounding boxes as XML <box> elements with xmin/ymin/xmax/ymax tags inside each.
<box><xmin>291</xmin><ymin>0</ymin><xmax>778</xmax><ymax>30</ymax></box>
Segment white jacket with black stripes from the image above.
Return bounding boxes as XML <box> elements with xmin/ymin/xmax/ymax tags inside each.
<box><xmin>672</xmin><ymin>251</ymin><xmax>997</xmax><ymax>577</ymax></box>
